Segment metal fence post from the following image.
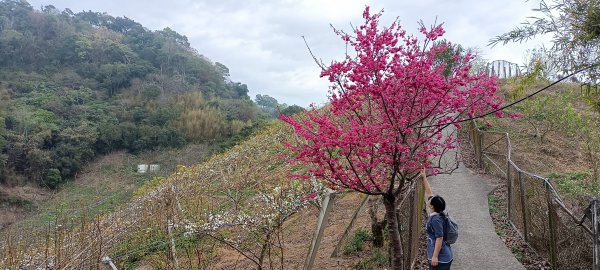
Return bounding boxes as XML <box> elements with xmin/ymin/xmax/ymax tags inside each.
<box><xmin>406</xmin><ymin>189</ymin><xmax>415</xmax><ymax>267</ymax></box>
<box><xmin>507</xmin><ymin>164</ymin><xmax>512</xmax><ymax>223</ymax></box>
<box><xmin>304</xmin><ymin>191</ymin><xmax>335</xmax><ymax>270</ymax></box>
<box><xmin>545</xmin><ymin>180</ymin><xmax>558</xmax><ymax>268</ymax></box>
<box><xmin>518</xmin><ymin>172</ymin><xmax>529</xmax><ymax>242</ymax></box>
<box><xmin>506</xmin><ymin>135</ymin><xmax>512</xmax><ymax>223</ymax></box>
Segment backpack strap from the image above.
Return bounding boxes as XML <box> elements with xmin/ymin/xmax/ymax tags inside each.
<box><xmin>442</xmin><ymin>213</ymin><xmax>450</xmax><ymax>245</ymax></box>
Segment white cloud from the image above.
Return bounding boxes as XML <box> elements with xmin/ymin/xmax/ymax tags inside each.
<box><xmin>28</xmin><ymin>0</ymin><xmax>547</xmax><ymax>106</ymax></box>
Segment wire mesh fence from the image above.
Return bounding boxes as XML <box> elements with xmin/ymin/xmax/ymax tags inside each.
<box><xmin>399</xmin><ymin>177</ymin><xmax>425</xmax><ymax>269</ymax></box>
<box><xmin>467</xmin><ymin>121</ymin><xmax>599</xmax><ymax>269</ymax></box>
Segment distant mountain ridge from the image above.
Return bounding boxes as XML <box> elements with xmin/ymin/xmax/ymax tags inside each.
<box><xmin>0</xmin><ymin>0</ymin><xmax>264</xmax><ymax>188</ymax></box>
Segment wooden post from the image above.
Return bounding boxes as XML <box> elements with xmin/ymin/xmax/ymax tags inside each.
<box><xmin>477</xmin><ymin>132</ymin><xmax>484</xmax><ymax>168</ymax></box>
<box><xmin>545</xmin><ymin>180</ymin><xmax>558</xmax><ymax>268</ymax></box>
<box><xmin>304</xmin><ymin>191</ymin><xmax>336</xmax><ymax>270</ymax></box>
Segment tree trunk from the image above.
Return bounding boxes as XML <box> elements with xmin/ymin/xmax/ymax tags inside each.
<box><xmin>372</xmin><ymin>220</ymin><xmax>387</xmax><ymax>248</ymax></box>
<box><xmin>383</xmin><ymin>195</ymin><xmax>404</xmax><ymax>270</ymax></box>
<box><xmin>257</xmin><ymin>233</ymin><xmax>270</xmax><ymax>270</ymax></box>
<box><xmin>369</xmin><ymin>197</ymin><xmax>387</xmax><ymax>248</ymax></box>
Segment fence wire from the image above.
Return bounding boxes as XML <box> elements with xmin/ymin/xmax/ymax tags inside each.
<box><xmin>468</xmin><ymin>121</ymin><xmax>598</xmax><ymax>270</ymax></box>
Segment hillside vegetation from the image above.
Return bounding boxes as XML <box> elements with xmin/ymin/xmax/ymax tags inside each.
<box><xmin>484</xmin><ymin>73</ymin><xmax>600</xmax><ymax>203</ymax></box>
<box><xmin>0</xmin><ymin>0</ymin><xmax>265</xmax><ymax>189</ymax></box>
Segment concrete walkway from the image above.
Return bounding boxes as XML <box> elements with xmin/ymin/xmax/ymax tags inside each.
<box><xmin>430</xmin><ymin>164</ymin><xmax>525</xmax><ymax>270</ymax></box>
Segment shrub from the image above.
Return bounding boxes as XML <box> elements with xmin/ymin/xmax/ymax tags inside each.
<box><xmin>344</xmin><ymin>228</ymin><xmax>373</xmax><ymax>255</ymax></box>
<box><xmin>46</xmin><ymin>168</ymin><xmax>62</xmax><ymax>189</ymax></box>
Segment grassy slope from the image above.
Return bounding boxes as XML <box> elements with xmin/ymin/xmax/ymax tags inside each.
<box><xmin>483</xmin><ymin>80</ymin><xmax>598</xmax><ymax>205</ymax></box>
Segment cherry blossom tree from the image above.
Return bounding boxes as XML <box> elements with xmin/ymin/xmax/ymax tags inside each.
<box><xmin>281</xmin><ymin>7</ymin><xmax>503</xmax><ymax>269</ymax></box>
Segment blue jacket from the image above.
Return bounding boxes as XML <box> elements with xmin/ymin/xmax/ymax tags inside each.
<box><xmin>426</xmin><ymin>212</ymin><xmax>453</xmax><ymax>263</ymax></box>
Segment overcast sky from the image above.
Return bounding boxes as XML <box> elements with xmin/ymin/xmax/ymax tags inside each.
<box><xmin>28</xmin><ymin>0</ymin><xmax>546</xmax><ymax>107</ymax></box>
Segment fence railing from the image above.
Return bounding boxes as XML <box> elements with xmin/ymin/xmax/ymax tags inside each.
<box><xmin>486</xmin><ymin>60</ymin><xmax>522</xmax><ymax>79</ymax></box>
<box><xmin>467</xmin><ymin>121</ymin><xmax>600</xmax><ymax>269</ymax></box>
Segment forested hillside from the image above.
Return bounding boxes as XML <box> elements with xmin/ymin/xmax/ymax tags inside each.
<box><xmin>0</xmin><ymin>0</ymin><xmax>264</xmax><ymax>188</ymax></box>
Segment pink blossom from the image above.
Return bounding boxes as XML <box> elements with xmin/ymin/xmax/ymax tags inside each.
<box><xmin>300</xmin><ymin>192</ymin><xmax>319</xmax><ymax>202</ymax></box>
<box><xmin>280</xmin><ymin>6</ymin><xmax>503</xmax><ymax>196</ymax></box>
<box><xmin>509</xmin><ymin>112</ymin><xmax>523</xmax><ymax>119</ymax></box>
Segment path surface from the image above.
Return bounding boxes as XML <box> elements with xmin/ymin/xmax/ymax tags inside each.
<box><xmin>427</xmin><ymin>125</ymin><xmax>524</xmax><ymax>269</ymax></box>
<box><xmin>429</xmin><ymin>129</ymin><xmax>524</xmax><ymax>270</ymax></box>
<box><xmin>430</xmin><ymin>166</ymin><xmax>524</xmax><ymax>270</ymax></box>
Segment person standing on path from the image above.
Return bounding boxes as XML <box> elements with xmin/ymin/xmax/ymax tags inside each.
<box><xmin>422</xmin><ymin>169</ymin><xmax>453</xmax><ymax>269</ymax></box>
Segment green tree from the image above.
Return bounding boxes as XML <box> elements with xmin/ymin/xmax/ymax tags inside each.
<box><xmin>45</xmin><ymin>168</ymin><xmax>62</xmax><ymax>189</ymax></box>
<box><xmin>215</xmin><ymin>62</ymin><xmax>230</xmax><ymax>77</ymax></box>
<box><xmin>97</xmin><ymin>63</ymin><xmax>133</xmax><ymax>97</ymax></box>
<box><xmin>280</xmin><ymin>105</ymin><xmax>305</xmax><ymax>116</ymax></box>
<box><xmin>255</xmin><ymin>94</ymin><xmax>278</xmax><ymax>108</ymax></box>
<box><xmin>255</xmin><ymin>94</ymin><xmax>280</xmax><ymax>118</ymax></box>
<box><xmin>52</xmin><ymin>122</ymin><xmax>98</xmax><ymax>178</ymax></box>
<box><xmin>433</xmin><ymin>40</ymin><xmax>466</xmax><ymax>79</ymax></box>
